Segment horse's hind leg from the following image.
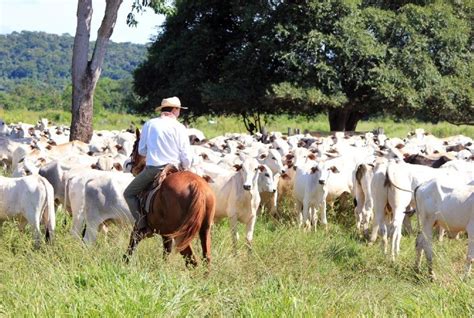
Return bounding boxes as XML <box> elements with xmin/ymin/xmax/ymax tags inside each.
<box><xmin>180</xmin><ymin>245</ymin><xmax>198</xmax><ymax>268</ymax></box>
<box><xmin>199</xmin><ymin>222</ymin><xmax>212</xmax><ymax>264</ymax></box>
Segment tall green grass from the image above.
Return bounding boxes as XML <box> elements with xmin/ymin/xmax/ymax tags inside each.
<box><xmin>1</xmin><ymin>207</ymin><xmax>473</xmax><ymax>316</ymax></box>
<box><xmin>1</xmin><ymin>108</ymin><xmax>473</xmax><ymax>138</ymax></box>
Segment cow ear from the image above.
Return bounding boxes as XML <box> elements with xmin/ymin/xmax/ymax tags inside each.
<box><xmin>329</xmin><ymin>166</ymin><xmax>340</xmax><ymax>173</ymax></box>
<box><xmin>368</xmin><ymin>163</ymin><xmax>375</xmax><ymax>168</ymax></box>
<box><xmin>286</xmin><ymin>154</ymin><xmax>294</xmax><ymax>160</ymax></box>
<box><xmin>202</xmin><ymin>175</ymin><xmax>214</xmax><ymax>183</ymax></box>
<box><xmin>258</xmin><ymin>165</ymin><xmax>265</xmax><ymax>172</ymax></box>
<box><xmin>395</xmin><ymin>143</ymin><xmax>404</xmax><ymax>149</ymax></box>
<box><xmin>310</xmin><ymin>166</ymin><xmax>319</xmax><ymax>174</ymax></box>
<box><xmin>46</xmin><ymin>145</ymin><xmax>52</xmax><ymax>150</ymax></box>
<box><xmin>308</xmin><ymin>153</ymin><xmax>316</xmax><ymax>160</ymax></box>
<box><xmin>91</xmin><ymin>164</ymin><xmax>98</xmax><ymax>169</ymax></box>
<box><xmin>87</xmin><ymin>151</ymin><xmax>94</xmax><ymax>156</ymax></box>
<box><xmin>233</xmin><ymin>164</ymin><xmax>242</xmax><ymax>171</ymax></box>
<box><xmin>375</xmin><ymin>150</ymin><xmax>386</xmax><ymax>157</ymax></box>
<box><xmin>259</xmin><ymin>154</ymin><xmax>267</xmax><ymax>159</ymax></box>
<box><xmin>200</xmin><ymin>153</ymin><xmax>209</xmax><ymax>160</ymax></box>
<box><xmin>113</xmin><ymin>163</ymin><xmax>123</xmax><ymax>171</ymax></box>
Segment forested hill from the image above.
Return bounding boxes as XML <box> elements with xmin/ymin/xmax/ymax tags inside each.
<box><xmin>0</xmin><ymin>31</ymin><xmax>147</xmax><ymax>91</ymax></box>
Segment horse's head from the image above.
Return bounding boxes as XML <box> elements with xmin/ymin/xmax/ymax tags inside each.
<box><xmin>128</xmin><ymin>128</ymin><xmax>146</xmax><ymax>176</ymax></box>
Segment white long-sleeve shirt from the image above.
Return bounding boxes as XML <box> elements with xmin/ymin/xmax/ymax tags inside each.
<box><xmin>138</xmin><ymin>115</ymin><xmax>192</xmax><ymax>169</ymax></box>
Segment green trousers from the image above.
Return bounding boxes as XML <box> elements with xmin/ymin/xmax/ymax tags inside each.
<box><xmin>124</xmin><ymin>165</ymin><xmax>163</xmax><ymax>229</ymax></box>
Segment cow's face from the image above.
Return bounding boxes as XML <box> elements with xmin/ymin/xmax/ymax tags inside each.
<box><xmin>268</xmin><ymin>149</ymin><xmax>285</xmax><ymax>174</ymax></box>
<box><xmin>292</xmin><ymin>148</ymin><xmax>316</xmax><ymax>170</ymax></box>
<box><xmin>257</xmin><ymin>164</ymin><xmax>276</xmax><ymax>193</ymax></box>
<box><xmin>260</xmin><ymin>149</ymin><xmax>285</xmax><ymax>175</ymax></box>
<box><xmin>318</xmin><ymin>165</ymin><xmax>340</xmax><ymax>185</ymax></box>
<box><xmin>272</xmin><ymin>138</ymin><xmax>288</xmax><ymax>156</ymax></box>
<box><xmin>240</xmin><ymin>158</ymin><xmax>260</xmax><ymax>191</ymax></box>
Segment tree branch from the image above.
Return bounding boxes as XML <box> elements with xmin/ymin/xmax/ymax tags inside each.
<box><xmin>90</xmin><ymin>0</ymin><xmax>123</xmax><ymax>74</ymax></box>
<box><xmin>445</xmin><ymin>119</ymin><xmax>474</xmax><ymax>126</ymax></box>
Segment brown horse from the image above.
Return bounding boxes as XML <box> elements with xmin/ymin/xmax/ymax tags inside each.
<box><xmin>124</xmin><ymin>129</ymin><xmax>216</xmax><ymax>267</ymax></box>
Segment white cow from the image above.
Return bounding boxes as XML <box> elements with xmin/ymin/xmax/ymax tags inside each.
<box><xmin>82</xmin><ymin>172</ymin><xmax>135</xmax><ymax>244</ymax></box>
<box><xmin>257</xmin><ymin>149</ymin><xmax>285</xmax><ymax>215</ymax></box>
<box><xmin>0</xmin><ymin>175</ymin><xmax>55</xmax><ymax>247</ymax></box>
<box><xmin>353</xmin><ymin>163</ymin><xmax>375</xmax><ymax>235</ymax></box>
<box><xmin>296</xmin><ymin>162</ymin><xmax>341</xmax><ymax>231</ymax></box>
<box><xmin>64</xmin><ymin>168</ymin><xmax>118</xmax><ymax>238</ymax></box>
<box><xmin>414</xmin><ymin>178</ymin><xmax>474</xmax><ymax>279</ymax></box>
<box><xmin>370</xmin><ymin>160</ymin><xmax>470</xmax><ymax>260</ymax></box>
<box><xmin>0</xmin><ymin>119</ymin><xmax>10</xmax><ymax>136</ymax></box>
<box><xmin>187</xmin><ymin>127</ymin><xmax>206</xmax><ymax>143</ymax></box>
<box><xmin>206</xmin><ymin>158</ymin><xmax>263</xmax><ymax>251</ymax></box>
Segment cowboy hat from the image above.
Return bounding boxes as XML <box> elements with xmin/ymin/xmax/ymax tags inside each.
<box><xmin>155</xmin><ymin>96</ymin><xmax>188</xmax><ymax>111</ymax></box>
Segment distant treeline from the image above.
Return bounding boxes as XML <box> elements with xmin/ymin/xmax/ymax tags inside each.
<box><xmin>0</xmin><ymin>31</ymin><xmax>146</xmax><ymax>112</ymax></box>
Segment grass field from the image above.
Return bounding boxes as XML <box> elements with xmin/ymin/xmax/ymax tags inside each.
<box><xmin>0</xmin><ymin>112</ymin><xmax>473</xmax><ymax>316</ymax></box>
<box><xmin>1</xmin><ymin>204</ymin><xmax>473</xmax><ymax>316</ymax></box>
<box><xmin>1</xmin><ymin>108</ymin><xmax>473</xmax><ymax>139</ymax></box>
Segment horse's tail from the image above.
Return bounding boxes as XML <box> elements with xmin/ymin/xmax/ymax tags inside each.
<box><xmin>168</xmin><ymin>181</ymin><xmax>208</xmax><ymax>252</ymax></box>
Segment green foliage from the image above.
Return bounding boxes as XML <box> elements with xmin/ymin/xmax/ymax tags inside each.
<box><xmin>133</xmin><ymin>1</ymin><xmax>278</xmax><ymax>116</ymax></box>
<box><xmin>0</xmin><ymin>31</ymin><xmax>146</xmax><ymax>114</ymax></box>
<box><xmin>0</xmin><ymin>31</ymin><xmax>147</xmax><ymax>91</ymax></box>
<box><xmin>135</xmin><ymin>0</ymin><xmax>473</xmax><ymax>130</ymax></box>
<box><xmin>0</xmin><ymin>77</ymin><xmax>140</xmax><ymax>114</ymax></box>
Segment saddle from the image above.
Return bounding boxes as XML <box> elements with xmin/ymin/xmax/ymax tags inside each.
<box><xmin>138</xmin><ymin>164</ymin><xmax>180</xmax><ymax>214</ymax></box>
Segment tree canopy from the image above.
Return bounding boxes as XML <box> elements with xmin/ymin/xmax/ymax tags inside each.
<box><xmin>134</xmin><ymin>0</ymin><xmax>473</xmax><ymax>131</ymax></box>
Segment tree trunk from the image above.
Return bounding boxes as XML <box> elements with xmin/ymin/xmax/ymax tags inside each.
<box><xmin>70</xmin><ymin>0</ymin><xmax>123</xmax><ymax>142</ymax></box>
<box><xmin>328</xmin><ymin>107</ymin><xmax>362</xmax><ymax>132</ymax></box>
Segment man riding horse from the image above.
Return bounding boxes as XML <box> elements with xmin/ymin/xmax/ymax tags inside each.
<box><xmin>124</xmin><ymin>96</ymin><xmax>192</xmax><ymax>233</ymax></box>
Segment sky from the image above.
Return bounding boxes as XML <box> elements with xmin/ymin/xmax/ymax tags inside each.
<box><xmin>0</xmin><ymin>0</ymin><xmax>165</xmax><ymax>44</ymax></box>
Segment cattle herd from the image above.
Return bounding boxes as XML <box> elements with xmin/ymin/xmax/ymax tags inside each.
<box><xmin>0</xmin><ymin>118</ymin><xmax>473</xmax><ymax>278</ymax></box>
